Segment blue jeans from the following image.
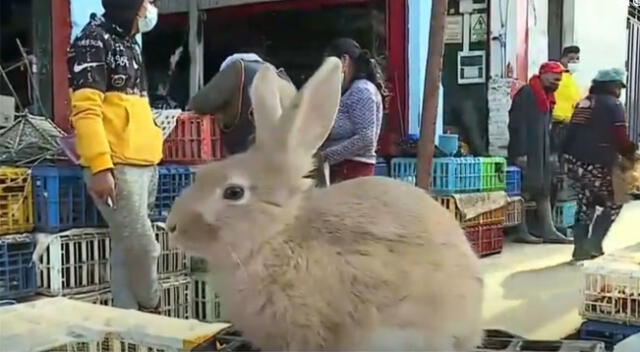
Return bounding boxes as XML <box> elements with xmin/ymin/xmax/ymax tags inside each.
<box><xmin>85</xmin><ymin>165</ymin><xmax>161</xmax><ymax>309</ymax></box>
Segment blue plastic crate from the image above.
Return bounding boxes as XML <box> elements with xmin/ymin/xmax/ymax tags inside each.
<box><xmin>390</xmin><ymin>158</ymin><xmax>417</xmax><ymax>185</ymax></box>
<box><xmin>31</xmin><ymin>166</ymin><xmax>105</xmax><ymax>233</ymax></box>
<box><xmin>553</xmin><ymin>200</ymin><xmax>577</xmax><ymax>228</ymax></box>
<box><xmin>374</xmin><ymin>158</ymin><xmax>389</xmax><ymax>177</ymax></box>
<box><xmin>151</xmin><ymin>166</ymin><xmax>195</xmax><ymax>221</ymax></box>
<box><xmin>579</xmin><ymin>320</ymin><xmax>640</xmax><ymax>349</ymax></box>
<box><xmin>506</xmin><ymin>166</ymin><xmax>522</xmax><ymax>196</ymax></box>
<box><xmin>0</xmin><ymin>234</ymin><xmax>37</xmax><ymax>300</ymax></box>
<box><xmin>431</xmin><ymin>157</ymin><xmax>482</xmax><ymax>195</ymax></box>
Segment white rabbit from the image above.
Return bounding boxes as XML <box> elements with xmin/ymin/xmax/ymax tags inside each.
<box><xmin>167</xmin><ymin>58</ymin><xmax>483</xmax><ymax>351</ymax></box>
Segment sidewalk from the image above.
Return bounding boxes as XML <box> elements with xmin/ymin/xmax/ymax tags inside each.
<box><xmin>481</xmin><ymin>202</ymin><xmax>640</xmax><ymax>340</ymax></box>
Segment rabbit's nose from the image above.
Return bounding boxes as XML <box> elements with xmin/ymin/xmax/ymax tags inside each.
<box><xmin>168</xmin><ymin>223</ymin><xmax>177</xmax><ymax>234</ymax></box>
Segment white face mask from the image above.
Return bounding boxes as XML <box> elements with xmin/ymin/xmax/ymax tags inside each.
<box><xmin>567</xmin><ymin>62</ymin><xmax>580</xmax><ymax>73</ymax></box>
<box><xmin>139</xmin><ymin>3</ymin><xmax>158</xmax><ymax>33</ymax></box>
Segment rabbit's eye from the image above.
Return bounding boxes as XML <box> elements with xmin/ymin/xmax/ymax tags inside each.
<box><xmin>223</xmin><ymin>184</ymin><xmax>245</xmax><ymax>201</ymax></box>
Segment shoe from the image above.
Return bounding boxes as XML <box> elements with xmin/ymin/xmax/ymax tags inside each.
<box><xmin>532</xmin><ymin>198</ymin><xmax>573</xmax><ymax>244</ymax></box>
<box><xmin>571</xmin><ymin>223</ymin><xmax>592</xmax><ymax>261</ymax></box>
<box><xmin>511</xmin><ymin>222</ymin><xmax>543</xmax><ymax>244</ymax></box>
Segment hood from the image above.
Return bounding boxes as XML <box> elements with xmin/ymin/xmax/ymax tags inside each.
<box><xmin>102</xmin><ymin>0</ymin><xmax>144</xmax><ymax>36</ymax></box>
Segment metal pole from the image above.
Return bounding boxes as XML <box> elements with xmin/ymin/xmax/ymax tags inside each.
<box><xmin>416</xmin><ymin>0</ymin><xmax>447</xmax><ymax>190</ymax></box>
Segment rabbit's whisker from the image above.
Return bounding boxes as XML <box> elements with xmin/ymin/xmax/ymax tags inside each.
<box><xmin>228</xmin><ymin>245</ymin><xmax>249</xmax><ymax>280</ymax></box>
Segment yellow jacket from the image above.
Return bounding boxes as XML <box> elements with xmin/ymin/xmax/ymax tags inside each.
<box><xmin>68</xmin><ymin>17</ymin><xmax>163</xmax><ymax>174</ymax></box>
<box><xmin>553</xmin><ymin>72</ymin><xmax>582</xmax><ymax>123</ymax></box>
<box><xmin>70</xmin><ymin>90</ymin><xmax>163</xmax><ymax>173</ymax></box>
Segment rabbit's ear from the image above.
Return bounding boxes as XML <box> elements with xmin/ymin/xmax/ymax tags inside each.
<box><xmin>251</xmin><ymin>64</ymin><xmax>291</xmax><ymax>146</ymax></box>
<box><xmin>275</xmin><ymin>74</ymin><xmax>297</xmax><ymax>110</ymax></box>
<box><xmin>279</xmin><ymin>57</ymin><xmax>342</xmax><ymax>155</ymax></box>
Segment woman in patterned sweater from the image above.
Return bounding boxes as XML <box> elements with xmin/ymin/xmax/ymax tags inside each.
<box><xmin>562</xmin><ymin>68</ymin><xmax>636</xmax><ymax>261</ymax></box>
<box><xmin>320</xmin><ymin>38</ymin><xmax>386</xmax><ymax>184</ymax></box>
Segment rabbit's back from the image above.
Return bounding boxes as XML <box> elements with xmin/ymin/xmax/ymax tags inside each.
<box><xmin>291</xmin><ymin>176</ymin><xmax>483</xmax><ymax>350</ymax></box>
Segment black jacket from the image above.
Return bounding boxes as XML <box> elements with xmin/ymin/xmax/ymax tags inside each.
<box><xmin>508</xmin><ymin>85</ymin><xmax>552</xmax><ymax>196</ymax></box>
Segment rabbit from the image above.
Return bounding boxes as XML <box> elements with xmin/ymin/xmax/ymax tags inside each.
<box><xmin>167</xmin><ymin>57</ymin><xmax>484</xmax><ymax>351</ymax></box>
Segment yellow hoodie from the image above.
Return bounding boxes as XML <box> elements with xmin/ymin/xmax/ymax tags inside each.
<box><xmin>553</xmin><ymin>72</ymin><xmax>582</xmax><ymax>123</ymax></box>
<box><xmin>68</xmin><ymin>16</ymin><xmax>163</xmax><ymax>174</ymax></box>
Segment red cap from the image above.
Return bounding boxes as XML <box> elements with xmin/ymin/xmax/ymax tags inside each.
<box><xmin>539</xmin><ymin>61</ymin><xmax>566</xmax><ymax>75</ymax></box>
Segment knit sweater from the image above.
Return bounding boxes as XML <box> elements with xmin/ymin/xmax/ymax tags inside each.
<box><xmin>321</xmin><ymin>79</ymin><xmax>383</xmax><ymax>165</ymax></box>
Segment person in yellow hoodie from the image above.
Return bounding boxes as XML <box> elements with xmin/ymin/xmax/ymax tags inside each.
<box><xmin>68</xmin><ymin>0</ymin><xmax>163</xmax><ymax>312</ymax></box>
<box><xmin>551</xmin><ymin>46</ymin><xmax>582</xmax><ymax>153</ymax></box>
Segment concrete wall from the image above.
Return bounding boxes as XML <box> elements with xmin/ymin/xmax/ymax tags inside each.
<box><xmin>564</xmin><ymin>0</ymin><xmax>629</xmax><ymax>90</ymax></box>
<box><xmin>407</xmin><ymin>0</ymin><xmax>443</xmax><ymax>138</ymax></box>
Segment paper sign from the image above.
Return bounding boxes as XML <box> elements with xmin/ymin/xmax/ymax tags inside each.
<box><xmin>445</xmin><ymin>16</ymin><xmax>463</xmax><ymax>44</ymax></box>
<box><xmin>471</xmin><ymin>13</ymin><xmax>487</xmax><ymax>42</ymax></box>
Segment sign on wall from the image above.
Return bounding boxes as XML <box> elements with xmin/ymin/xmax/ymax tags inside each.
<box><xmin>445</xmin><ymin>16</ymin><xmax>464</xmax><ymax>43</ymax></box>
<box><xmin>470</xmin><ymin>13</ymin><xmax>487</xmax><ymax>42</ymax></box>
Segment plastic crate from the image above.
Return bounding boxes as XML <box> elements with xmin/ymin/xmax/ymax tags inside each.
<box><xmin>579</xmin><ymin>320</ymin><xmax>640</xmax><ymax>350</ymax></box>
<box><xmin>69</xmin><ymin>289</ymin><xmax>113</xmax><ymax>307</ymax></box>
<box><xmin>150</xmin><ymin>166</ymin><xmax>195</xmax><ymax>222</ymax></box>
<box><xmin>581</xmin><ymin>261</ymin><xmax>640</xmax><ymax>326</ymax></box>
<box><xmin>37</xmin><ymin>228</ymin><xmax>110</xmax><ymax>296</ymax></box>
<box><xmin>163</xmin><ymin>112</ymin><xmax>223</xmax><ymax>164</ymax></box>
<box><xmin>504</xmin><ymin>197</ymin><xmax>524</xmax><ymax>227</ymax></box>
<box><xmin>8</xmin><ymin>297</ymin><xmax>230</xmax><ymax>352</ymax></box>
<box><xmin>436</xmin><ymin>196</ymin><xmax>505</xmax><ymax>228</ymax></box>
<box><xmin>506</xmin><ymin>166</ymin><xmax>522</xmax><ymax>196</ymax></box>
<box><xmin>432</xmin><ymin>157</ymin><xmax>482</xmax><ymax>195</ymax></box>
<box><xmin>390</xmin><ymin>157</ymin><xmax>417</xmax><ymax>185</ymax></box>
<box><xmin>374</xmin><ymin>158</ymin><xmax>389</xmax><ymax>177</ymax></box>
<box><xmin>0</xmin><ymin>167</ymin><xmax>33</xmax><ymax>235</ymax></box>
<box><xmin>0</xmin><ymin>234</ymin><xmax>36</xmax><ymax>300</ymax></box>
<box><xmin>554</xmin><ymin>200</ymin><xmax>577</xmax><ymax>228</ymax></box>
<box><xmin>192</xmin><ymin>271</ymin><xmax>225</xmax><ymax>323</ymax></box>
<box><xmin>481</xmin><ymin>157</ymin><xmax>507</xmax><ymax>192</ymax></box>
<box><xmin>554</xmin><ymin>174</ymin><xmax>578</xmax><ymax>201</ymax></box>
<box><xmin>31</xmin><ymin>165</ymin><xmax>105</xmax><ymax>233</ymax></box>
<box><xmin>465</xmin><ymin>225</ymin><xmax>504</xmax><ymax>257</ymax></box>
<box><xmin>154</xmin><ymin>223</ymin><xmax>188</xmax><ymax>278</ymax></box>
<box><xmin>160</xmin><ymin>275</ymin><xmax>192</xmax><ymax>319</ymax></box>
<box><xmin>478</xmin><ymin>337</ymin><xmax>605</xmax><ymax>352</ymax></box>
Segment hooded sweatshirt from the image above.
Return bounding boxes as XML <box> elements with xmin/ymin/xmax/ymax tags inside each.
<box><xmin>68</xmin><ymin>0</ymin><xmax>162</xmax><ymax>173</ymax></box>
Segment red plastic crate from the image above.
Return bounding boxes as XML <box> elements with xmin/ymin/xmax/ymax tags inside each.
<box><xmin>465</xmin><ymin>225</ymin><xmax>504</xmax><ymax>258</ymax></box>
<box><xmin>163</xmin><ymin>113</ymin><xmax>223</xmax><ymax>164</ymax></box>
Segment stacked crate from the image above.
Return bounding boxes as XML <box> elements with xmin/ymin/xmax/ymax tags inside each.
<box><xmin>156</xmin><ymin>112</ymin><xmax>224</xmax><ymax>320</ymax></box>
<box><xmin>578</xmin><ymin>257</ymin><xmax>640</xmax><ymax>349</ymax></box>
<box><xmin>553</xmin><ymin>172</ymin><xmax>578</xmax><ymax>235</ymax></box>
<box><xmin>191</xmin><ymin>262</ymin><xmax>226</xmax><ymax>323</ymax></box>
<box><xmin>0</xmin><ymin>167</ymin><xmax>37</xmax><ymax>301</ymax></box>
<box><xmin>29</xmin><ymin>165</ymin><xmax>111</xmax><ymax>306</ymax></box>
<box><xmin>390</xmin><ymin>157</ymin><xmax>509</xmax><ymax>258</ymax></box>
<box><xmin>504</xmin><ymin>166</ymin><xmax>524</xmax><ymax>228</ymax></box>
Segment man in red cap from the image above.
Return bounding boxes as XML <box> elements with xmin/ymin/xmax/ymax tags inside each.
<box><xmin>508</xmin><ymin>62</ymin><xmax>572</xmax><ymax>244</ymax></box>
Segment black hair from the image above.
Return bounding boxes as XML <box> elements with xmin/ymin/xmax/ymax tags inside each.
<box><xmin>561</xmin><ymin>45</ymin><xmax>580</xmax><ymax>58</ymax></box>
<box><xmin>102</xmin><ymin>0</ymin><xmax>145</xmax><ymax>35</ymax></box>
<box><xmin>325</xmin><ymin>38</ymin><xmax>388</xmax><ymax>97</ymax></box>
<box><xmin>589</xmin><ymin>81</ymin><xmax>621</xmax><ymax>97</ymax></box>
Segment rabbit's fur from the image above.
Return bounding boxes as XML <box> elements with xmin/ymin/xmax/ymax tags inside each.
<box><xmin>167</xmin><ymin>58</ymin><xmax>484</xmax><ymax>351</ymax></box>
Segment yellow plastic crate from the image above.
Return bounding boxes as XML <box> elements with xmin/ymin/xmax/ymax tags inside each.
<box><xmin>436</xmin><ymin>196</ymin><xmax>505</xmax><ymax>228</ymax></box>
<box><xmin>0</xmin><ymin>167</ymin><xmax>34</xmax><ymax>235</ymax></box>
